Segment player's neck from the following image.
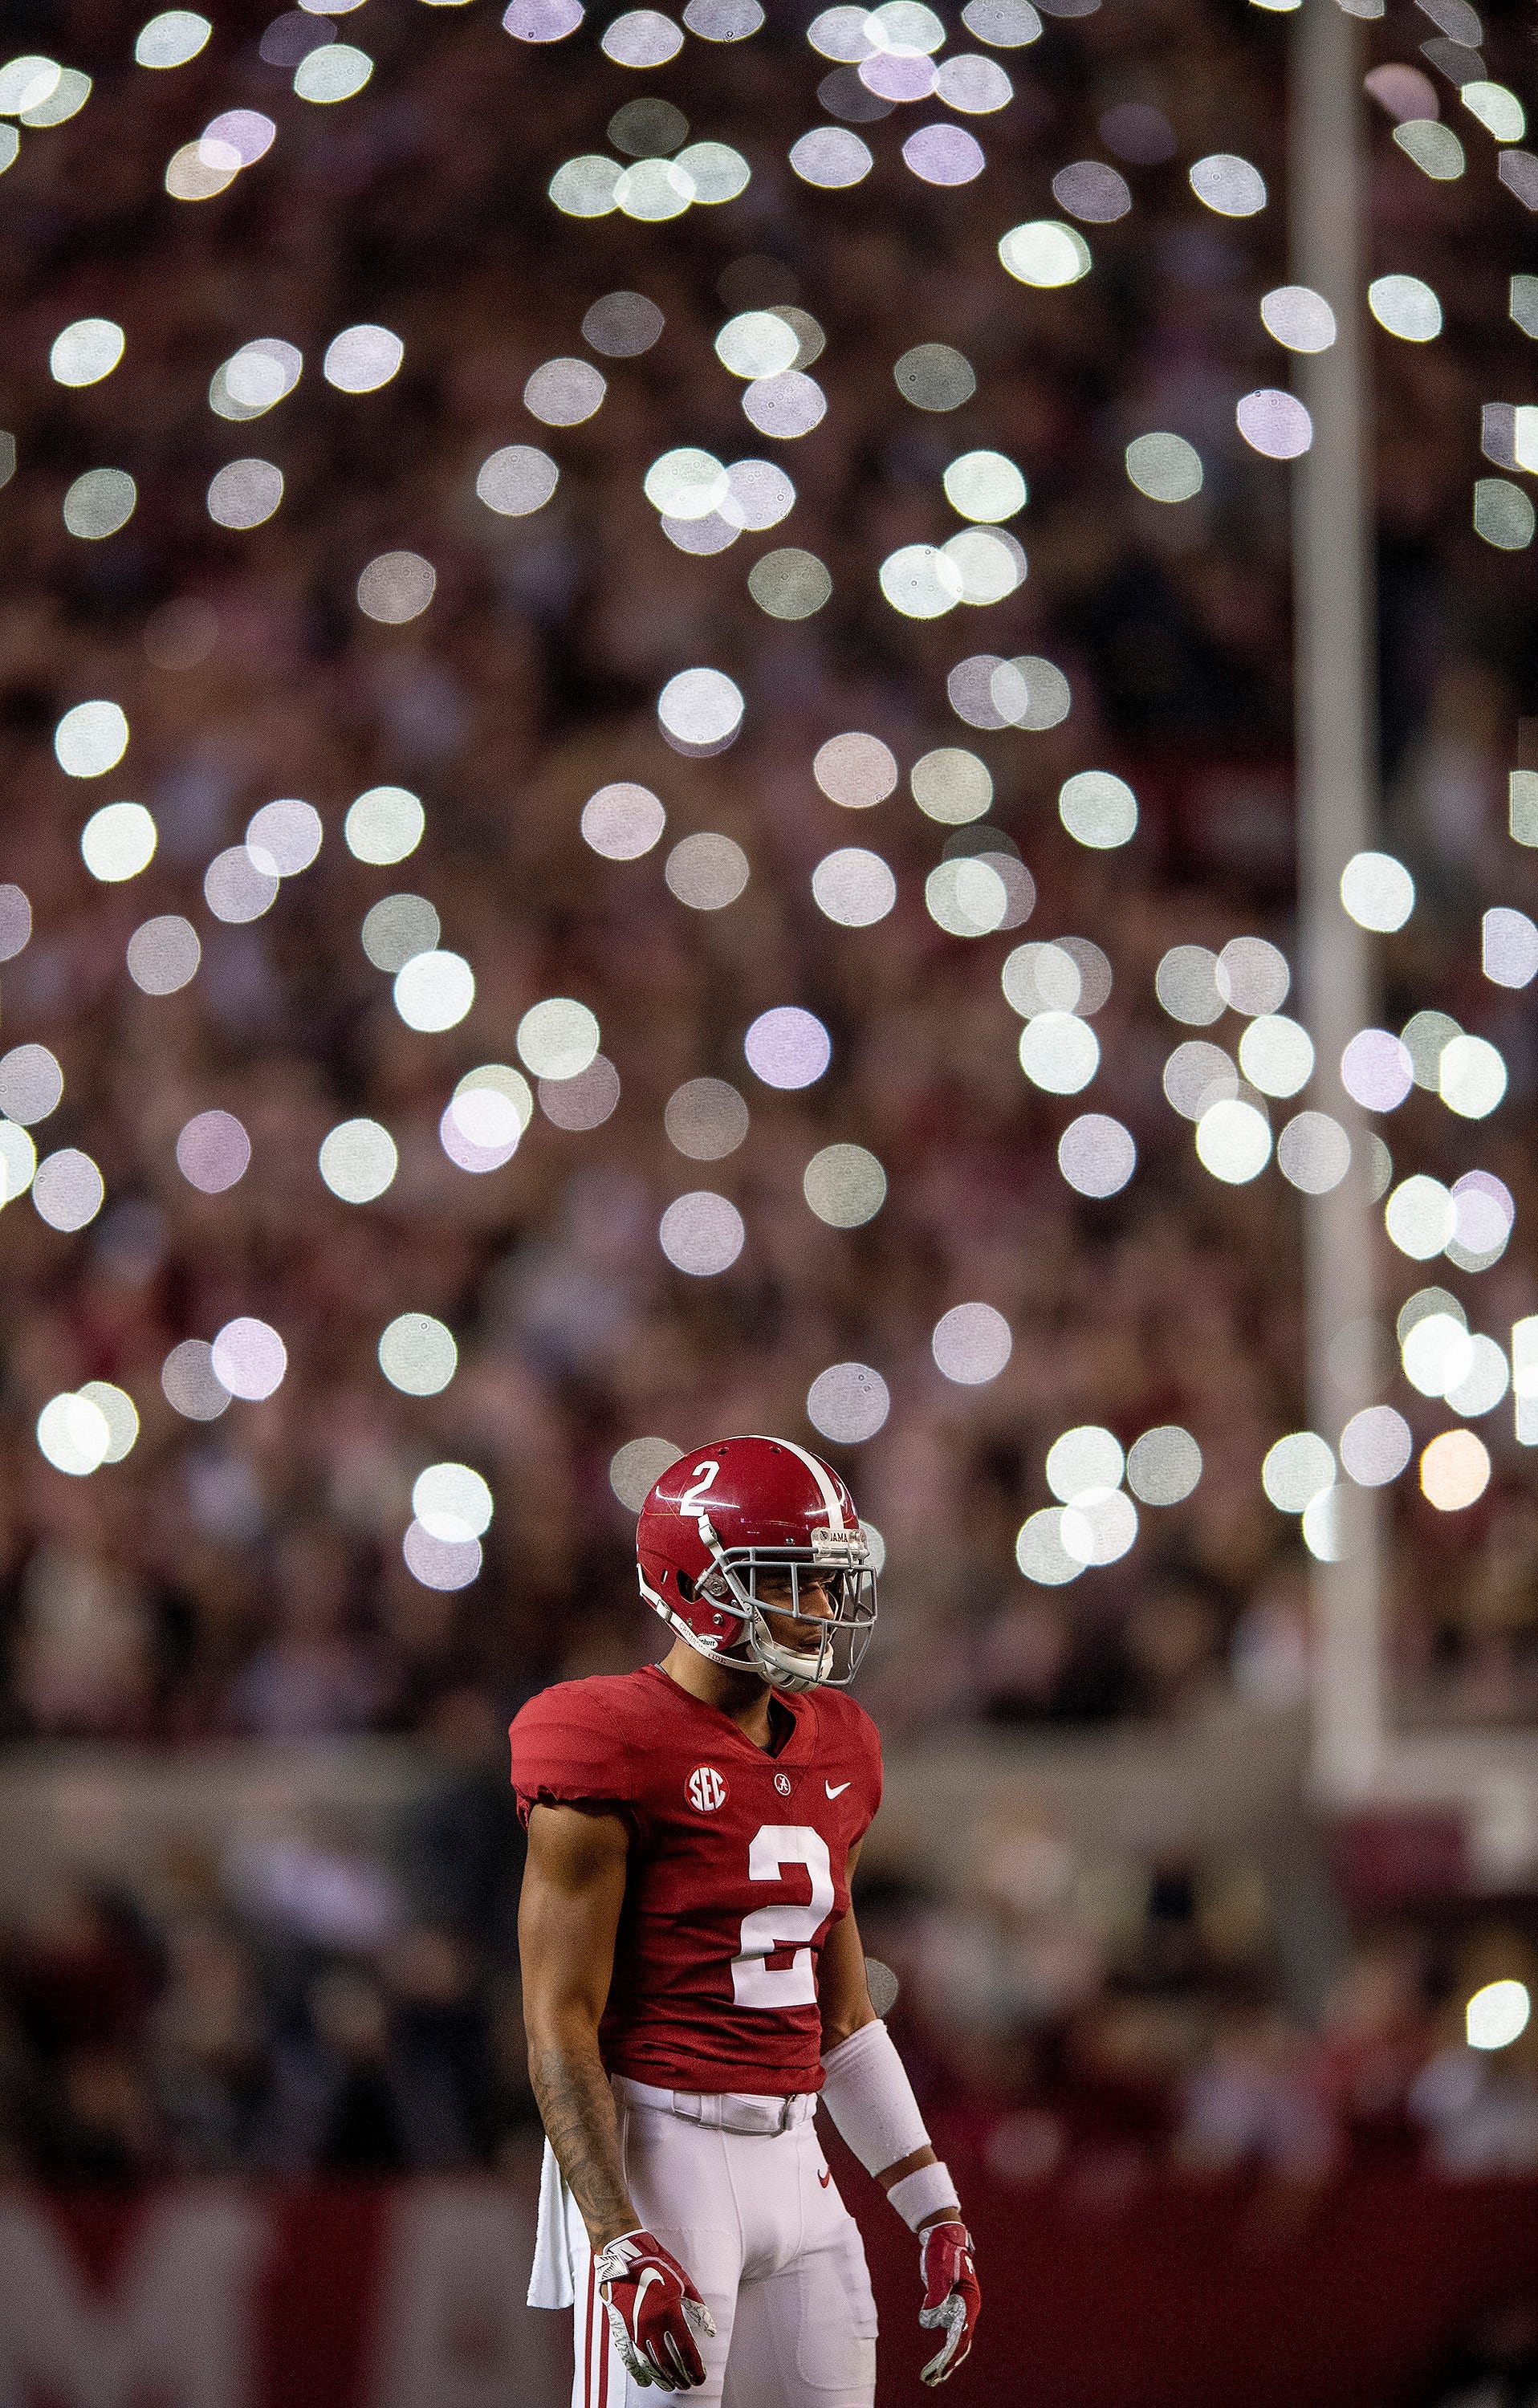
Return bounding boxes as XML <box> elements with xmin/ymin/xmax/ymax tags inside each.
<box><xmin>657</xmin><ymin>1637</ymin><xmax>781</xmax><ymax>1750</ymax></box>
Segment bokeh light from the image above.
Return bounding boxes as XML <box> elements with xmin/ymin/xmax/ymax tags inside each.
<box><xmin>1339</xmin><ymin>1406</ymin><xmax>1413</xmax><ymax>1488</ymax></box>
<box><xmin>932</xmin><ymin>1303</ymin><xmax>1013</xmax><ymax>1385</ymax></box>
<box><xmin>1156</xmin><ymin>946</ymin><xmax>1224</xmax><ymax>1027</ymax></box>
<box><xmin>1341</xmin><ymin>851</ymin><xmax>1414</xmax><ymax>932</ymax></box>
<box><xmin>658</xmin><ymin>667</ymin><xmax>743</xmax><ymax>751</ymax></box>
<box><xmin>540</xmin><ymin>1058</ymin><xmax>620</xmax><ymax>1130</ymax></box>
<box><xmin>346</xmin><ymin>787</ymin><xmax>424</xmax><ymax>864</ymax></box>
<box><xmin>55</xmin><ymin>701</ymin><xmax>128</xmax><ymax>778</ymax></box>
<box><xmin>1016</xmin><ymin>1509</ymin><xmax>1082</xmax><ymax>1587</ymax></box>
<box><xmin>395</xmin><ymin>951</ymin><xmax>474</xmax><ymax>1032</ymax></box>
<box><xmin>379</xmin><ymin>1313</ymin><xmax>458</xmax><ymax>1396</ymax></box>
<box><xmin>1419</xmin><ymin>1429</ymin><xmax>1490</xmax><ymax>1511</ymax></box>
<box><xmin>247</xmin><ymin>800</ymin><xmax>322</xmax><ymax>875</ymax></box>
<box><xmin>1046</xmin><ymin>1425</ymin><xmax>1123</xmax><ymax>1502</ymax></box>
<box><xmin>1260</xmin><ymin>285</ymin><xmax>1335</xmax><ymax>351</ymax></box>
<box><xmin>816</xmin><ymin>733</ymin><xmax>898</xmax><ymax>808</ymax></box>
<box><xmin>744</xmin><ymin>1007</ymin><xmax>830</xmax><ymax>1088</ymax></box>
<box><xmin>659</xmin><ymin>1191</ymin><xmax>745</xmax><ymax>1275</ymax></box>
<box><xmin>207</xmin><ymin>460</ymin><xmax>283</xmax><ymax>529</ymax></box>
<box><xmin>37</xmin><ymin>1392</ymin><xmax>112</xmax><ymax>1477</ymax></box>
<box><xmin>1019</xmin><ymin>1013</ymin><xmax>1099</xmax><ymax>1094</ymax></box>
<box><xmin>610</xmin><ymin>1436</ymin><xmax>686</xmax><ymax>1510</ymax></box>
<box><xmin>583</xmin><ymin>783</ymin><xmax>665</xmax><ymax>859</ymax></box>
<box><xmin>998</xmin><ymin>221</ymin><xmax>1090</xmax><ymax>287</ymax></box>
<box><xmin>161</xmin><ymin>1340</ymin><xmax>230</xmax><ymax>1422</ymax></box>
<box><xmin>1061</xmin><ymin>1489</ymin><xmax>1137</xmax><ymax>1568</ymax></box>
<box><xmin>1263</xmin><ymin>1432</ymin><xmax>1334</xmax><ymax>1514</ymax></box>
<box><xmin>912</xmin><ymin>748</ymin><xmax>992</xmax><ymax>824</ymax></box>
<box><xmin>1238</xmin><ymin>1015</ymin><xmax>1313</xmax><ymax>1098</ymax></box>
<box><xmin>177</xmin><ymin>1111</ymin><xmax>250</xmax><ymax>1194</ymax></box>
<box><xmin>0</xmin><ymin>1045</ymin><xmax>63</xmax><ymax>1125</ymax></box>
<box><xmin>1369</xmin><ymin>275</ymin><xmax>1442</xmax><ymax>342</ymax></box>
<box><xmin>1059</xmin><ymin>771</ymin><xmax>1137</xmax><ymax>850</ymax></box>
<box><xmin>63</xmin><ymin>470</ymin><xmax>136</xmax><ymax>539</ymax></box>
<box><xmin>403</xmin><ymin>1523</ymin><xmax>482</xmax><ymax>1592</ymax></box>
<box><xmin>127</xmin><ymin>915</ymin><xmax>200</xmax><ymax>995</ymax></box>
<box><xmin>666</xmin><ymin>1079</ymin><xmax>749</xmax><ymax>1160</ymax></box>
<box><xmin>210</xmin><ymin>1317</ymin><xmax>287</xmax><ymax>1401</ymax></box>
<box><xmin>1125</xmin><ymin>434</ymin><xmax>1203</xmax><ymax>502</ymax></box>
<box><xmin>357</xmin><ymin>552</ymin><xmax>436</xmax><ymax>623</ymax></box>
<box><xmin>323</xmin><ymin>324</ymin><xmax>403</xmax><ymax>391</ymax></box>
<box><xmin>1189</xmin><ymin>153</ymin><xmax>1266</xmax><ymax>214</ymax></box>
<box><xmin>1058</xmin><ymin>1114</ymin><xmax>1136</xmax><ymax>1198</ymax></box>
<box><xmin>1385</xmin><ymin>1174</ymin><xmax>1456</xmax><ymax>1260</ymax></box>
<box><xmin>414</xmin><ymin>1462</ymin><xmax>494</xmax><ymax>1544</ymax></box>
<box><xmin>1467</xmin><ymin>1980</ymin><xmax>1532</xmax><ymax>2051</ymax></box>
<box><xmin>1236</xmin><ymin>390</ymin><xmax>1312</xmax><ymax>459</ymax></box>
<box><xmin>812</xmin><ymin>848</ymin><xmax>895</xmax><ymax>926</ymax></box>
<box><xmin>205</xmin><ymin>847</ymin><xmax>278</xmax><ymax>924</ymax></box>
<box><xmin>807</xmin><ymin>1361</ymin><xmax>890</xmax><ymax>1443</ymax></box>
<box><xmin>665</xmin><ymin>834</ymin><xmax>750</xmax><ymax>909</ymax></box>
<box><xmin>32</xmin><ymin>1150</ymin><xmax>104</xmax><ymax>1231</ymax></box>
<box><xmin>943</xmin><ymin>450</ymin><xmax>1026</xmax><ymax>522</ymax></box>
<box><xmin>518</xmin><ymin>999</ymin><xmax>600</xmax><ymax>1080</ymax></box>
<box><xmin>1277</xmin><ymin>1112</ymin><xmax>1351</xmax><ymax>1194</ymax></box>
<box><xmin>1126</xmin><ymin>1427</ymin><xmax>1202</xmax><ymax>1505</ymax></box>
<box><xmin>1215</xmin><ymin>938</ymin><xmax>1289</xmax><ymax>1015</ymax></box>
<box><xmin>51</xmin><ymin>319</ymin><xmax>124</xmax><ymax>386</ymax></box>
<box><xmin>1341</xmin><ymin>1028</ymin><xmax>1414</xmax><ymax>1113</ymax></box>
<box><xmin>319</xmin><ymin>1119</ymin><xmax>397</xmax><ymax>1203</ymax></box>
<box><xmin>1195</xmin><ymin>1100</ymin><xmax>1271</xmax><ymax>1184</ymax></box>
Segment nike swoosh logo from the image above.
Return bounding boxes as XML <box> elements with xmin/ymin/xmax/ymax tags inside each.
<box><xmin>633</xmin><ymin>2266</ymin><xmax>664</xmax><ymax>2316</ymax></box>
<box><xmin>825</xmin><ymin>1780</ymin><xmax>851</xmax><ymax>1798</ymax></box>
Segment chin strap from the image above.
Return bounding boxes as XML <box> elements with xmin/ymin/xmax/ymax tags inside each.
<box><xmin>749</xmin><ymin>1610</ymin><xmax>830</xmax><ymax>1693</ymax></box>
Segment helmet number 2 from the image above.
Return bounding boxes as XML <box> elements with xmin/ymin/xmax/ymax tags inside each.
<box><xmin>731</xmin><ymin>1825</ymin><xmax>835</xmax><ymax>2010</ymax></box>
<box><xmin>678</xmin><ymin>1460</ymin><xmax>720</xmax><ymax>1517</ymax></box>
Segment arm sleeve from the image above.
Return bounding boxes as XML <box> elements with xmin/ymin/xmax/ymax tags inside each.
<box><xmin>819</xmin><ymin>2018</ymin><xmax>930</xmax><ymax>2174</ymax></box>
<box><xmin>508</xmin><ymin>1684</ymin><xmax>637</xmax><ymax>1828</ymax></box>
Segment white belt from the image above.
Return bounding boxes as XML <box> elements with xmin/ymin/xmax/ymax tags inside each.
<box><xmin>612</xmin><ymin>2075</ymin><xmax>816</xmax><ymax>2135</ymax></box>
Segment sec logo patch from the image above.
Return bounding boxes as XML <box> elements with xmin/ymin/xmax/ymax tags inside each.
<box><xmin>687</xmin><ymin>1766</ymin><xmax>728</xmax><ymax>1812</ymax></box>
<box><xmin>774</xmin><ymin>1771</ymin><xmax>792</xmax><ymax>1796</ymax></box>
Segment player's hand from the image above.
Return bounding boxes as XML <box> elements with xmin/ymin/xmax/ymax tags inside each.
<box><xmin>917</xmin><ymin>2219</ymin><xmax>980</xmax><ymax>2386</ymax></box>
<box><xmin>593</xmin><ymin>2229</ymin><xmax>716</xmax><ymax>2391</ymax></box>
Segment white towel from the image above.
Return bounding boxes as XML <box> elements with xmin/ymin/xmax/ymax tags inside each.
<box><xmin>527</xmin><ymin>2136</ymin><xmax>586</xmax><ymax>2309</ymax></box>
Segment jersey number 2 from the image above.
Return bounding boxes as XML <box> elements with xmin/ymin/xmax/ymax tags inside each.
<box><xmin>731</xmin><ymin>1825</ymin><xmax>835</xmax><ymax>2010</ymax></box>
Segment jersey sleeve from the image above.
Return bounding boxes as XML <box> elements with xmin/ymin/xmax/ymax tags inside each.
<box><xmin>858</xmin><ymin>1700</ymin><xmax>884</xmax><ymax>1832</ymax></box>
<box><xmin>825</xmin><ymin>1690</ymin><xmax>883</xmax><ymax>1837</ymax></box>
<box><xmin>508</xmin><ymin>1680</ymin><xmax>639</xmax><ymax>1826</ymax></box>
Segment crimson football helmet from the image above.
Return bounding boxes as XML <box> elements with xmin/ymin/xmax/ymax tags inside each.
<box><xmin>637</xmin><ymin>1435</ymin><xmax>877</xmax><ymax>1693</ymax></box>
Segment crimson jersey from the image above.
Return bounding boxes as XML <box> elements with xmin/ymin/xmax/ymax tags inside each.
<box><xmin>510</xmin><ymin>1663</ymin><xmax>883</xmax><ymax>2095</ymax></box>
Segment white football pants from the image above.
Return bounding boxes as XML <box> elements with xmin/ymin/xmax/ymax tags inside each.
<box><xmin>565</xmin><ymin>2080</ymin><xmax>877</xmax><ymax>2408</ymax></box>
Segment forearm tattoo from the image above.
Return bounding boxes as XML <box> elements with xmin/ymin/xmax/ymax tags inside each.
<box><xmin>530</xmin><ymin>2044</ymin><xmax>636</xmax><ymax>2245</ymax></box>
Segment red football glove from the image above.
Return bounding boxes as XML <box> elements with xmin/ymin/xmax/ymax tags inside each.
<box><xmin>918</xmin><ymin>2219</ymin><xmax>981</xmax><ymax>2386</ymax></box>
<box><xmin>593</xmin><ymin>2229</ymin><xmax>716</xmax><ymax>2392</ymax></box>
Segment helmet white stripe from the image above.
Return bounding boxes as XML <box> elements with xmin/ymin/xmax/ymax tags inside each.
<box><xmin>752</xmin><ymin>1432</ymin><xmax>847</xmax><ymax>1531</ymax></box>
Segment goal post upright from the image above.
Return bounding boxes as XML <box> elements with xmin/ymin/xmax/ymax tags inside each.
<box><xmin>1290</xmin><ymin>0</ymin><xmax>1386</xmax><ymax>1802</ymax></box>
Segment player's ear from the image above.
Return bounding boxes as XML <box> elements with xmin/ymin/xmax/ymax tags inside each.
<box><xmin>676</xmin><ymin>1570</ymin><xmax>696</xmax><ymax>1602</ymax></box>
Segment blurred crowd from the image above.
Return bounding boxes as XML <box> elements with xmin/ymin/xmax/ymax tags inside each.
<box><xmin>1</xmin><ymin>0</ymin><xmax>1537</xmax><ymax>1803</ymax></box>
<box><xmin>3</xmin><ymin>1768</ymin><xmax>1536</xmax><ymax>2187</ymax></box>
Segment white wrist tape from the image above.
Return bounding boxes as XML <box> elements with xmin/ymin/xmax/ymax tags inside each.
<box><xmin>887</xmin><ymin>2162</ymin><xmax>959</xmax><ymax>2234</ymax></box>
<box><xmin>818</xmin><ymin>2019</ymin><xmax>930</xmax><ymax>2176</ymax></box>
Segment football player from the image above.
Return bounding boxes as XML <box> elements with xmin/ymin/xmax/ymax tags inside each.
<box><xmin>511</xmin><ymin>1434</ymin><xmax>980</xmax><ymax>2405</ymax></box>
